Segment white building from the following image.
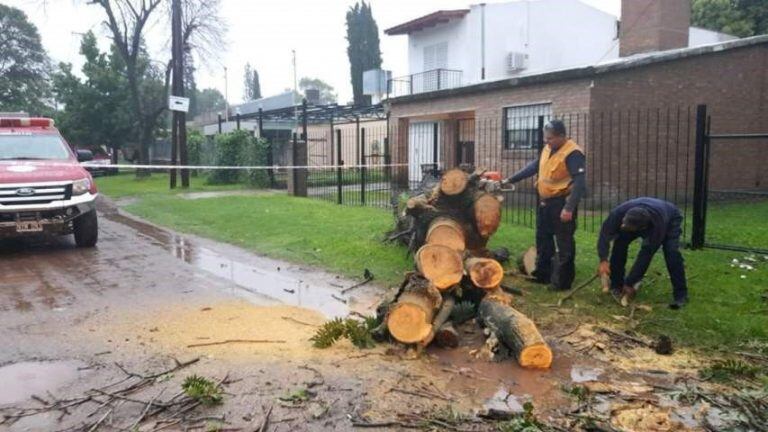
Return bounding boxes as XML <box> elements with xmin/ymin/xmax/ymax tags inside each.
<box><xmin>385</xmin><ymin>0</ymin><xmax>737</xmax><ymax>96</ymax></box>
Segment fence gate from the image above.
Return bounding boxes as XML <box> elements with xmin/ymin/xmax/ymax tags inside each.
<box><xmin>691</xmin><ymin>104</ymin><xmax>768</xmax><ymax>254</ymax></box>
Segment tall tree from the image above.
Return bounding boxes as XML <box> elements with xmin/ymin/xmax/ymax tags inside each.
<box><xmin>0</xmin><ymin>4</ymin><xmax>51</xmax><ymax>114</ymax></box>
<box><xmin>194</xmin><ymin>87</ymin><xmax>227</xmax><ymax>114</ymax></box>
<box><xmin>345</xmin><ymin>1</ymin><xmax>382</xmax><ymax>106</ymax></box>
<box><xmin>299</xmin><ymin>77</ymin><xmax>337</xmax><ymax>104</ymax></box>
<box><xmin>243</xmin><ymin>62</ymin><xmax>262</xmax><ymax>100</ymax></box>
<box><xmin>53</xmin><ymin>32</ymin><xmax>135</xmax><ymax>161</ymax></box>
<box><xmin>87</xmin><ymin>0</ymin><xmax>224</xmax><ymax>173</ymax></box>
<box><xmin>692</xmin><ymin>0</ymin><xmax>768</xmax><ymax>37</ymax></box>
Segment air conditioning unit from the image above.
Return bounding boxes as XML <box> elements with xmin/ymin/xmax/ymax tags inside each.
<box><xmin>507</xmin><ymin>52</ymin><xmax>528</xmax><ymax>73</ymax></box>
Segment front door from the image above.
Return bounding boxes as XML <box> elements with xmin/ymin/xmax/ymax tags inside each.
<box><xmin>408</xmin><ymin>121</ymin><xmax>440</xmax><ymax>188</ymax></box>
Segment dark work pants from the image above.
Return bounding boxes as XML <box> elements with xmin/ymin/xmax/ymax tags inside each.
<box><xmin>534</xmin><ymin>197</ymin><xmax>576</xmax><ymax>290</ymax></box>
<box><xmin>609</xmin><ymin>220</ymin><xmax>688</xmax><ymax>303</ymax></box>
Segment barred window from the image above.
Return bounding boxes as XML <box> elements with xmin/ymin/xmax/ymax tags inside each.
<box><xmin>503</xmin><ymin>103</ymin><xmax>551</xmax><ymax>149</ymax></box>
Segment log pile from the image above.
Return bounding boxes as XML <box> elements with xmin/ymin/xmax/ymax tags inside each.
<box><xmin>382</xmin><ymin>168</ymin><xmax>553</xmax><ymax>369</ymax></box>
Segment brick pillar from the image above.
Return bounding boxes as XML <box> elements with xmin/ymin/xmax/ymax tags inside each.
<box><xmin>620</xmin><ymin>0</ymin><xmax>690</xmax><ymax>57</ymax></box>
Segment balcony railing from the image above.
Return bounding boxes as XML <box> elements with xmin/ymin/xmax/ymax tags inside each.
<box><xmin>387</xmin><ymin>69</ymin><xmax>462</xmax><ymax>97</ymax></box>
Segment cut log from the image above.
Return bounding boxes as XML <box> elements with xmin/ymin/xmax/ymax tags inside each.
<box><xmin>415</xmin><ymin>244</ymin><xmax>464</xmax><ymax>290</ymax></box>
<box><xmin>387</xmin><ymin>274</ymin><xmax>442</xmax><ymax>344</ymax></box>
<box><xmin>406</xmin><ymin>195</ymin><xmax>435</xmax><ymax>214</ymax></box>
<box><xmin>479</xmin><ymin>295</ymin><xmax>552</xmax><ymax>369</ymax></box>
<box><xmin>435</xmin><ymin>322</ymin><xmax>460</xmax><ymax>348</ymax></box>
<box><xmin>425</xmin><ymin>217</ymin><xmax>466</xmax><ymax>252</ymax></box>
<box><xmin>419</xmin><ymin>296</ymin><xmax>456</xmax><ymax>348</ymax></box>
<box><xmin>439</xmin><ymin>168</ymin><xmax>469</xmax><ymax>196</ymax></box>
<box><xmin>464</xmin><ymin>257</ymin><xmax>504</xmax><ymax>289</ymax></box>
<box><xmin>518</xmin><ymin>246</ymin><xmax>537</xmax><ymax>276</ymax></box>
<box><xmin>473</xmin><ymin>193</ymin><xmax>502</xmax><ymax>237</ymax></box>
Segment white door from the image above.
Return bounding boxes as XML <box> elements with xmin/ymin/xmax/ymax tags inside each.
<box><xmin>408</xmin><ymin>121</ymin><xmax>440</xmax><ymax>186</ymax></box>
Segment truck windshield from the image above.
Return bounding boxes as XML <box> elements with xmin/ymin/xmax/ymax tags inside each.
<box><xmin>0</xmin><ymin>134</ymin><xmax>71</xmax><ymax>160</ymax></box>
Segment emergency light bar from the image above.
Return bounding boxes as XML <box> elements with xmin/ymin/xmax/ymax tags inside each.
<box><xmin>0</xmin><ymin>117</ymin><xmax>55</xmax><ymax>128</ymax></box>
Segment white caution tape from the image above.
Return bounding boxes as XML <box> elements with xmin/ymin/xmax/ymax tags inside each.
<box><xmin>81</xmin><ymin>163</ymin><xmax>410</xmax><ymax>170</ymax></box>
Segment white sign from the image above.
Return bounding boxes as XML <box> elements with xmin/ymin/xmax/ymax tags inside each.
<box><xmin>168</xmin><ymin>96</ymin><xmax>190</xmax><ymax>113</ymax></box>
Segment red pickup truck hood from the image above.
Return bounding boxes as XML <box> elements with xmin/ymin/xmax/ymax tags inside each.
<box><xmin>0</xmin><ymin>161</ymin><xmax>90</xmax><ymax>185</ymax></box>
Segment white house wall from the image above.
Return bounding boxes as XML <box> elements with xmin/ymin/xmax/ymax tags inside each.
<box><xmin>689</xmin><ymin>27</ymin><xmax>738</xmax><ymax>46</ymax></box>
<box><xmin>405</xmin><ymin>0</ymin><xmax>620</xmax><ymax>85</ymax></box>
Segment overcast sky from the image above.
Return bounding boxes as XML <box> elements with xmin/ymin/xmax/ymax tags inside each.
<box><xmin>6</xmin><ymin>0</ymin><xmax>620</xmax><ymax>105</ymax></box>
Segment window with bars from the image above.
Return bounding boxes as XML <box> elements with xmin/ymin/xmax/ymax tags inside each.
<box><xmin>503</xmin><ymin>103</ymin><xmax>552</xmax><ymax>149</ymax></box>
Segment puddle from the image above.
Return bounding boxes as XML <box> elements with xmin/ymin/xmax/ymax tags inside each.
<box><xmin>103</xmin><ymin>211</ymin><xmax>368</xmax><ymax>318</ymax></box>
<box><xmin>483</xmin><ymin>386</ymin><xmax>526</xmax><ymax>415</ymax></box>
<box><xmin>0</xmin><ymin>361</ymin><xmax>83</xmax><ymax>405</ymax></box>
<box><xmin>570</xmin><ymin>366</ymin><xmax>604</xmax><ymax>383</ymax></box>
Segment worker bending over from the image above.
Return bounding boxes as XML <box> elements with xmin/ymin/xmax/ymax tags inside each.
<box><xmin>597</xmin><ymin>197</ymin><xmax>689</xmax><ymax>309</ymax></box>
<box><xmin>503</xmin><ymin>120</ymin><xmax>586</xmax><ymax>291</ymax></box>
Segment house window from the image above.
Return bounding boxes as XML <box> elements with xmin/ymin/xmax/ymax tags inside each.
<box><xmin>503</xmin><ymin>103</ymin><xmax>552</xmax><ymax>150</ymax></box>
<box><xmin>423</xmin><ymin>42</ymin><xmax>448</xmax><ymax>71</ymax></box>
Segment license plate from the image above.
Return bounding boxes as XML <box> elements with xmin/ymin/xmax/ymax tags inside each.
<box><xmin>16</xmin><ymin>221</ymin><xmax>43</xmax><ymax>233</ymax></box>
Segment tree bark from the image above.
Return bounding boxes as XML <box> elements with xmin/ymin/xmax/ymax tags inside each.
<box><xmin>386</xmin><ymin>274</ymin><xmax>442</xmax><ymax>344</ymax></box>
<box><xmin>418</xmin><ymin>295</ymin><xmax>455</xmax><ymax>348</ymax></box>
<box><xmin>479</xmin><ymin>294</ymin><xmax>552</xmax><ymax>369</ymax></box>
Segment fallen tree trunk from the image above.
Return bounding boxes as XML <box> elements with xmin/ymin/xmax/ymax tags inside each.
<box><xmin>425</xmin><ymin>218</ymin><xmax>466</xmax><ymax>252</ymax></box>
<box><xmin>465</xmin><ymin>257</ymin><xmax>504</xmax><ymax>289</ymax></box>
<box><xmin>473</xmin><ymin>193</ymin><xmax>502</xmax><ymax>237</ymax></box>
<box><xmin>479</xmin><ymin>294</ymin><xmax>553</xmax><ymax>369</ymax></box>
<box><xmin>415</xmin><ymin>244</ymin><xmax>464</xmax><ymax>290</ymax></box>
<box><xmin>387</xmin><ymin>274</ymin><xmax>443</xmax><ymax>344</ymax></box>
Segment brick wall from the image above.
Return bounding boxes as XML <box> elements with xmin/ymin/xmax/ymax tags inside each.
<box><xmin>619</xmin><ymin>0</ymin><xmax>690</xmax><ymax>57</ymax></box>
<box><xmin>590</xmin><ymin>44</ymin><xmax>768</xmax><ymax>194</ymax></box>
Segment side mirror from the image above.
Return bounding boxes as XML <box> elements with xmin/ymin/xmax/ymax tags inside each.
<box><xmin>77</xmin><ymin>149</ymin><xmax>94</xmax><ymax>162</ymax></box>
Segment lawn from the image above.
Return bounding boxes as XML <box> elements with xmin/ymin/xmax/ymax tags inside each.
<box><xmin>97</xmin><ymin>174</ymin><xmax>768</xmax><ymax>351</ymax></box>
<box><xmin>96</xmin><ymin>172</ymin><xmax>245</xmax><ymax>198</ymax></box>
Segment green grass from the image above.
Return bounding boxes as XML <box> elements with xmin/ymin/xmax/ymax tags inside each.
<box><xmin>100</xmin><ymin>174</ymin><xmax>768</xmax><ymax>350</ymax></box>
<box><xmin>96</xmin><ymin>172</ymin><xmax>246</xmax><ymax>198</ymax></box>
<box><xmin>705</xmin><ymin>201</ymin><xmax>768</xmax><ymax>250</ymax></box>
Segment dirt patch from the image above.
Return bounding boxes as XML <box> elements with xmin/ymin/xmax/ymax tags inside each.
<box><xmin>611</xmin><ymin>402</ymin><xmax>689</xmax><ymax>431</ymax></box>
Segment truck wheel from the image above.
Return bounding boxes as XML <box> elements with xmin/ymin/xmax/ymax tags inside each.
<box><xmin>74</xmin><ymin>210</ymin><xmax>98</xmax><ymax>247</ymax></box>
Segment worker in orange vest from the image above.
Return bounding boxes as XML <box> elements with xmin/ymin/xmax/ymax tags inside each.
<box><xmin>503</xmin><ymin>120</ymin><xmax>586</xmax><ymax>290</ymax></box>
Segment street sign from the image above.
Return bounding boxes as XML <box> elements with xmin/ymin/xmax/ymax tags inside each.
<box><xmin>168</xmin><ymin>96</ymin><xmax>190</xmax><ymax>112</ymax></box>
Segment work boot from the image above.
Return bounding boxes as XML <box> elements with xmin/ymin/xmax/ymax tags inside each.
<box><xmin>669</xmin><ymin>297</ymin><xmax>688</xmax><ymax>310</ymax></box>
<box><xmin>530</xmin><ymin>269</ymin><xmax>551</xmax><ymax>285</ymax></box>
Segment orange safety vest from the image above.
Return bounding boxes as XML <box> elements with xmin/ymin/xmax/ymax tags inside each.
<box><xmin>536</xmin><ymin>139</ymin><xmax>584</xmax><ymax>199</ymax></box>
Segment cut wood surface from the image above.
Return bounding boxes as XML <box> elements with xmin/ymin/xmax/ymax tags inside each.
<box><xmin>387</xmin><ymin>274</ymin><xmax>443</xmax><ymax>344</ymax></box>
<box><xmin>464</xmin><ymin>257</ymin><xmax>504</xmax><ymax>289</ymax></box>
<box><xmin>479</xmin><ymin>295</ymin><xmax>552</xmax><ymax>369</ymax></box>
<box><xmin>425</xmin><ymin>218</ymin><xmax>466</xmax><ymax>252</ymax></box>
<box><xmin>415</xmin><ymin>244</ymin><xmax>464</xmax><ymax>290</ymax></box>
<box><xmin>473</xmin><ymin>193</ymin><xmax>502</xmax><ymax>237</ymax></box>
<box><xmin>439</xmin><ymin>168</ymin><xmax>469</xmax><ymax>196</ymax></box>
<box><xmin>419</xmin><ymin>296</ymin><xmax>456</xmax><ymax>348</ymax></box>
<box><xmin>518</xmin><ymin>246</ymin><xmax>537</xmax><ymax>276</ymax></box>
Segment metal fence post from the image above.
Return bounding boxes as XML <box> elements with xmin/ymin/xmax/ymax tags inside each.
<box><xmin>691</xmin><ymin>104</ymin><xmax>709</xmax><ymax>249</ymax></box>
<box><xmin>537</xmin><ymin>115</ymin><xmax>545</xmax><ymax>152</ymax></box>
<box><xmin>336</xmin><ymin>129</ymin><xmax>343</xmax><ymax>205</ymax></box>
<box><xmin>361</xmin><ymin>127</ymin><xmax>367</xmax><ymax>205</ymax></box>
<box><xmin>217</xmin><ymin>113</ymin><xmax>222</xmax><ymax>134</ymax></box>
<box><xmin>236</xmin><ymin>113</ymin><xmax>241</xmax><ymax>130</ymax></box>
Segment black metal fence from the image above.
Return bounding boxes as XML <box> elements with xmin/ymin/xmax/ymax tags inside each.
<box><xmin>241</xmin><ymin>102</ymin><xmax>764</xmax><ymax>253</ymax></box>
<box><xmin>391</xmin><ymin>106</ymin><xmax>699</xmax><ymax>242</ymax></box>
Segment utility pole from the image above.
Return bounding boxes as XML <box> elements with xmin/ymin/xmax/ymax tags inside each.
<box><xmin>224</xmin><ymin>66</ymin><xmax>229</xmax><ymax>122</ymax></box>
<box><xmin>292</xmin><ymin>50</ymin><xmax>298</xmax><ymax>122</ymax></box>
<box><xmin>170</xmin><ymin>0</ymin><xmax>189</xmax><ymax>188</ymax></box>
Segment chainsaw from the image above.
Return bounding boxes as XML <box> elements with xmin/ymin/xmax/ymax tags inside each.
<box><xmin>480</xmin><ymin>171</ymin><xmax>516</xmax><ymax>193</ymax></box>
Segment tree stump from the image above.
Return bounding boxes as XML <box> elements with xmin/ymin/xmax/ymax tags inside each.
<box><xmin>439</xmin><ymin>168</ymin><xmax>469</xmax><ymax>196</ymax></box>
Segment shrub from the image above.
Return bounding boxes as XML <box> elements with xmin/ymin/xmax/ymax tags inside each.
<box><xmin>206</xmin><ymin>130</ymin><xmax>250</xmax><ymax>185</ymax></box>
<box><xmin>244</xmin><ymin>136</ymin><xmax>271</xmax><ymax>188</ymax></box>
